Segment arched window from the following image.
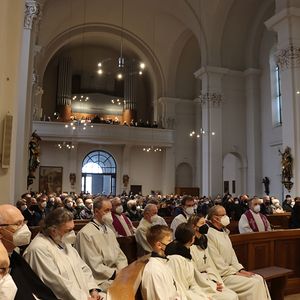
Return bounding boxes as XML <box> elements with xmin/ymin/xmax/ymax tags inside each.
<box><xmin>270</xmin><ymin>48</ymin><xmax>282</xmax><ymax>126</ymax></box>
<box><xmin>81</xmin><ymin>150</ymin><xmax>116</xmax><ymax>195</ymax></box>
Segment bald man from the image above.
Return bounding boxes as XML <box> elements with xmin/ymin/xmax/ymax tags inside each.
<box><xmin>0</xmin><ymin>204</ymin><xmax>58</xmax><ymax>300</ymax></box>
<box><xmin>0</xmin><ymin>240</ymin><xmax>17</xmax><ymax>299</ymax></box>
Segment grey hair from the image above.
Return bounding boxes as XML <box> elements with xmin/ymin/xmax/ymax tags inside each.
<box><xmin>143</xmin><ymin>204</ymin><xmax>156</xmax><ymax>215</ymax></box>
<box><xmin>93</xmin><ymin>196</ymin><xmax>110</xmax><ymax>211</ymax></box>
<box><xmin>42</xmin><ymin>207</ymin><xmax>73</xmax><ymax>236</ymax></box>
<box><xmin>207</xmin><ymin>205</ymin><xmax>224</xmax><ymax>221</ymax></box>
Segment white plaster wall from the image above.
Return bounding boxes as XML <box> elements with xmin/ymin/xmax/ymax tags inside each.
<box><xmin>0</xmin><ymin>1</ymin><xmax>24</xmax><ymax>203</ymax></box>
<box><xmin>31</xmin><ymin>141</ymin><xmax>164</xmax><ymax>195</ymax></box>
<box><xmin>222</xmin><ymin>74</ymin><xmax>246</xmax><ymax>178</ymax></box>
<box><xmin>259</xmin><ymin>29</ymin><xmax>283</xmax><ymax>199</ymax></box>
<box><xmin>174</xmin><ymin>101</ymin><xmax>197</xmax><ymax>186</ymax></box>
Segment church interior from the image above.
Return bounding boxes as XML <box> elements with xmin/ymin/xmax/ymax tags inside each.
<box><xmin>1</xmin><ymin>0</ymin><xmax>300</xmax><ymax>299</ymax></box>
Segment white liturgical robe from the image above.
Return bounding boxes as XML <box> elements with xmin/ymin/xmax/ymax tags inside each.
<box><xmin>23</xmin><ymin>233</ymin><xmax>99</xmax><ymax>300</ymax></box>
<box><xmin>170</xmin><ymin>214</ymin><xmax>187</xmax><ymax>238</ymax></box>
<box><xmin>142</xmin><ymin>256</ymin><xmax>186</xmax><ymax>300</ymax></box>
<box><xmin>75</xmin><ymin>220</ymin><xmax>128</xmax><ymax>291</ymax></box>
<box><xmin>167</xmin><ymin>254</ymin><xmax>209</xmax><ymax>300</ymax></box>
<box><xmin>238</xmin><ymin>210</ymin><xmax>271</xmax><ymax>233</ymax></box>
<box><xmin>135</xmin><ymin>218</ymin><xmax>153</xmax><ymax>255</ymax></box>
<box><xmin>207</xmin><ymin>227</ymin><xmax>271</xmax><ymax>300</ymax></box>
<box><xmin>190</xmin><ymin>245</ymin><xmax>238</xmax><ymax>300</ymax></box>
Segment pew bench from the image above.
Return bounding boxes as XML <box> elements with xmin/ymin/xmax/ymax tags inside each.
<box><xmin>107</xmin><ymin>255</ymin><xmax>149</xmax><ymax>300</ymax></box>
<box><xmin>251</xmin><ymin>266</ymin><xmax>293</xmax><ymax>300</ymax></box>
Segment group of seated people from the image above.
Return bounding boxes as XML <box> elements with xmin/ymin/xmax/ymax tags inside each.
<box><xmin>1</xmin><ymin>191</ymin><xmax>299</xmax><ymax>299</ymax></box>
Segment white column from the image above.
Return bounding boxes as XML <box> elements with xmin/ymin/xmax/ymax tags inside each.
<box><xmin>14</xmin><ymin>0</ymin><xmax>42</xmax><ymax>199</ymax></box>
<box><xmin>265</xmin><ymin>5</ymin><xmax>300</xmax><ymax>195</ymax></box>
<box><xmin>193</xmin><ymin>99</ymin><xmax>202</xmax><ymax>188</ymax></box>
<box><xmin>162</xmin><ymin>147</ymin><xmax>175</xmax><ymax>194</ymax></box>
<box><xmin>194</xmin><ymin>67</ymin><xmax>226</xmax><ymax>197</ymax></box>
<box><xmin>244</xmin><ymin>68</ymin><xmax>262</xmax><ymax>195</ymax></box>
<box><xmin>157</xmin><ymin>97</ymin><xmax>178</xmax><ymax>129</ymax></box>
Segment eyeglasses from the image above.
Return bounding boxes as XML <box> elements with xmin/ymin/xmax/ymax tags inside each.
<box><xmin>0</xmin><ymin>220</ymin><xmax>24</xmax><ymax>228</ymax></box>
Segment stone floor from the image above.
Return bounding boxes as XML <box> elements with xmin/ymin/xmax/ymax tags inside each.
<box><xmin>285</xmin><ymin>294</ymin><xmax>300</xmax><ymax>300</ymax></box>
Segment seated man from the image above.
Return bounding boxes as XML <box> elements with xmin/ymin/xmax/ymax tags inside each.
<box><xmin>141</xmin><ymin>225</ymin><xmax>185</xmax><ymax>300</ymax></box>
<box><xmin>0</xmin><ymin>240</ymin><xmax>17</xmax><ymax>300</ymax></box>
<box><xmin>270</xmin><ymin>198</ymin><xmax>284</xmax><ymax>213</ymax></box>
<box><xmin>0</xmin><ymin>204</ymin><xmax>58</xmax><ymax>300</ymax></box>
<box><xmin>206</xmin><ymin>205</ymin><xmax>270</xmax><ymax>300</ymax></box>
<box><xmin>170</xmin><ymin>195</ymin><xmax>195</xmax><ymax>237</ymax></box>
<box><xmin>80</xmin><ymin>198</ymin><xmax>94</xmax><ymax>219</ymax></box>
<box><xmin>135</xmin><ymin>203</ymin><xmax>160</xmax><ymax>256</ymax></box>
<box><xmin>75</xmin><ymin>197</ymin><xmax>128</xmax><ymax>292</ymax></box>
<box><xmin>282</xmin><ymin>195</ymin><xmax>293</xmax><ymax>212</ymax></box>
<box><xmin>23</xmin><ymin>207</ymin><xmax>103</xmax><ymax>300</ymax></box>
<box><xmin>111</xmin><ymin>197</ymin><xmax>136</xmax><ymax>236</ymax></box>
<box><xmin>238</xmin><ymin>197</ymin><xmax>272</xmax><ymax>233</ymax></box>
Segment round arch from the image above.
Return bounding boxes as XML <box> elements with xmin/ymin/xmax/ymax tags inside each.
<box><xmin>176</xmin><ymin>162</ymin><xmax>193</xmax><ymax>187</ymax></box>
<box><xmin>37</xmin><ymin>23</ymin><xmax>166</xmax><ymax>101</ymax></box>
<box><xmin>81</xmin><ymin>150</ymin><xmax>117</xmax><ymax>195</ymax></box>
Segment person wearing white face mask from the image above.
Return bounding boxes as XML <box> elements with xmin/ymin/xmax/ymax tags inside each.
<box><xmin>0</xmin><ymin>240</ymin><xmax>17</xmax><ymax>300</ymax></box>
<box><xmin>0</xmin><ymin>204</ymin><xmax>58</xmax><ymax>300</ymax></box>
<box><xmin>238</xmin><ymin>197</ymin><xmax>272</xmax><ymax>234</ymax></box>
<box><xmin>75</xmin><ymin>197</ymin><xmax>128</xmax><ymax>292</ymax></box>
<box><xmin>135</xmin><ymin>203</ymin><xmax>161</xmax><ymax>256</ymax></box>
<box><xmin>170</xmin><ymin>195</ymin><xmax>195</xmax><ymax>238</ymax></box>
<box><xmin>23</xmin><ymin>207</ymin><xmax>104</xmax><ymax>300</ymax></box>
<box><xmin>207</xmin><ymin>205</ymin><xmax>271</xmax><ymax>300</ymax></box>
<box><xmin>111</xmin><ymin>197</ymin><xmax>136</xmax><ymax>237</ymax></box>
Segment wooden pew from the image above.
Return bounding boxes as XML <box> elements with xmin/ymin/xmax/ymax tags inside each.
<box><xmin>267</xmin><ymin>212</ymin><xmax>291</xmax><ymax>229</ymax></box>
<box><xmin>107</xmin><ymin>255</ymin><xmax>149</xmax><ymax>300</ymax></box>
<box><xmin>110</xmin><ymin>229</ymin><xmax>300</xmax><ymax>299</ymax></box>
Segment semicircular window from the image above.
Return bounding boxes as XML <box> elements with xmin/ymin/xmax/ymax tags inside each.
<box><xmin>81</xmin><ymin>150</ymin><xmax>116</xmax><ymax>195</ymax></box>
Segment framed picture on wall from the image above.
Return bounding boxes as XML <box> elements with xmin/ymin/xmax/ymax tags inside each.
<box><xmin>39</xmin><ymin>166</ymin><xmax>63</xmax><ymax>194</ymax></box>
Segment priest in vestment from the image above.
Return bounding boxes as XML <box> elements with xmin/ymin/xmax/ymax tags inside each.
<box><xmin>111</xmin><ymin>197</ymin><xmax>136</xmax><ymax>236</ymax></box>
<box><xmin>238</xmin><ymin>197</ymin><xmax>272</xmax><ymax>233</ymax></box>
<box><xmin>206</xmin><ymin>205</ymin><xmax>271</xmax><ymax>300</ymax></box>
<box><xmin>75</xmin><ymin>197</ymin><xmax>128</xmax><ymax>292</ymax></box>
<box><xmin>23</xmin><ymin>207</ymin><xmax>104</xmax><ymax>300</ymax></box>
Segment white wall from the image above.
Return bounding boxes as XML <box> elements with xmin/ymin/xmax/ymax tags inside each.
<box><xmin>31</xmin><ymin>141</ymin><xmax>165</xmax><ymax>195</ymax></box>
<box><xmin>223</xmin><ymin>153</ymin><xmax>242</xmax><ymax>196</ymax></box>
<box><xmin>259</xmin><ymin>29</ymin><xmax>283</xmax><ymax>199</ymax></box>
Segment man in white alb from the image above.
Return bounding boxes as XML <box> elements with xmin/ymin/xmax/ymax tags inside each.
<box><xmin>75</xmin><ymin>197</ymin><xmax>128</xmax><ymax>292</ymax></box>
<box><xmin>206</xmin><ymin>205</ymin><xmax>270</xmax><ymax>300</ymax></box>
<box><xmin>238</xmin><ymin>197</ymin><xmax>272</xmax><ymax>233</ymax></box>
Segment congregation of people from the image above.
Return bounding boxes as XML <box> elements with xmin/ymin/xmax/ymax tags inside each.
<box><xmin>0</xmin><ymin>190</ymin><xmax>299</xmax><ymax>299</ymax></box>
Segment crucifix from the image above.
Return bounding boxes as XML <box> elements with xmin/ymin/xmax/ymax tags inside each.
<box><xmin>203</xmin><ymin>253</ymin><xmax>207</xmax><ymax>264</ymax></box>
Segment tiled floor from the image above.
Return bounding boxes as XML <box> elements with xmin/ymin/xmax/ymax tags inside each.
<box><xmin>285</xmin><ymin>294</ymin><xmax>300</xmax><ymax>300</ymax></box>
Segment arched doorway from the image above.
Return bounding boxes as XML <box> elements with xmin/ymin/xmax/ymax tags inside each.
<box><xmin>223</xmin><ymin>153</ymin><xmax>243</xmax><ymax>196</ymax></box>
<box><xmin>81</xmin><ymin>150</ymin><xmax>116</xmax><ymax>195</ymax></box>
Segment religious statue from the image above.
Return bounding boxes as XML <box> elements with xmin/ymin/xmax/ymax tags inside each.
<box><xmin>262</xmin><ymin>177</ymin><xmax>270</xmax><ymax>195</ymax></box>
<box><xmin>279</xmin><ymin>146</ymin><xmax>293</xmax><ymax>192</ymax></box>
<box><xmin>27</xmin><ymin>131</ymin><xmax>41</xmax><ymax>187</ymax></box>
<box><xmin>122</xmin><ymin>174</ymin><xmax>129</xmax><ymax>187</ymax></box>
<box><xmin>69</xmin><ymin>173</ymin><xmax>76</xmax><ymax>186</ymax></box>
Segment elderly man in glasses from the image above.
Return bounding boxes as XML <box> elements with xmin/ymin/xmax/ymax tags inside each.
<box><xmin>0</xmin><ymin>204</ymin><xmax>58</xmax><ymax>300</ymax></box>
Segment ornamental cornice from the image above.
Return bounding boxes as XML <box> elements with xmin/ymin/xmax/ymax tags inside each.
<box><xmin>24</xmin><ymin>0</ymin><xmax>41</xmax><ymax>30</ymax></box>
<box><xmin>276</xmin><ymin>44</ymin><xmax>300</xmax><ymax>69</ymax></box>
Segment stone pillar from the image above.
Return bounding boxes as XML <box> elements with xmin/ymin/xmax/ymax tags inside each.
<box><xmin>157</xmin><ymin>97</ymin><xmax>178</xmax><ymax>129</ymax></box>
<box><xmin>194</xmin><ymin>67</ymin><xmax>225</xmax><ymax>197</ymax></box>
<box><xmin>57</xmin><ymin>57</ymin><xmax>72</xmax><ymax>121</ymax></box>
<box><xmin>193</xmin><ymin>99</ymin><xmax>202</xmax><ymax>188</ymax></box>
<box><xmin>265</xmin><ymin>5</ymin><xmax>300</xmax><ymax>195</ymax></box>
<box><xmin>13</xmin><ymin>0</ymin><xmax>42</xmax><ymax>199</ymax></box>
<box><xmin>244</xmin><ymin>68</ymin><xmax>262</xmax><ymax>195</ymax></box>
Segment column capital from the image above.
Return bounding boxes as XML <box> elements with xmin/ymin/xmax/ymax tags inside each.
<box><xmin>196</xmin><ymin>92</ymin><xmax>223</xmax><ymax>107</ymax></box>
<box><xmin>276</xmin><ymin>44</ymin><xmax>300</xmax><ymax>69</ymax></box>
<box><xmin>24</xmin><ymin>0</ymin><xmax>41</xmax><ymax>30</ymax></box>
